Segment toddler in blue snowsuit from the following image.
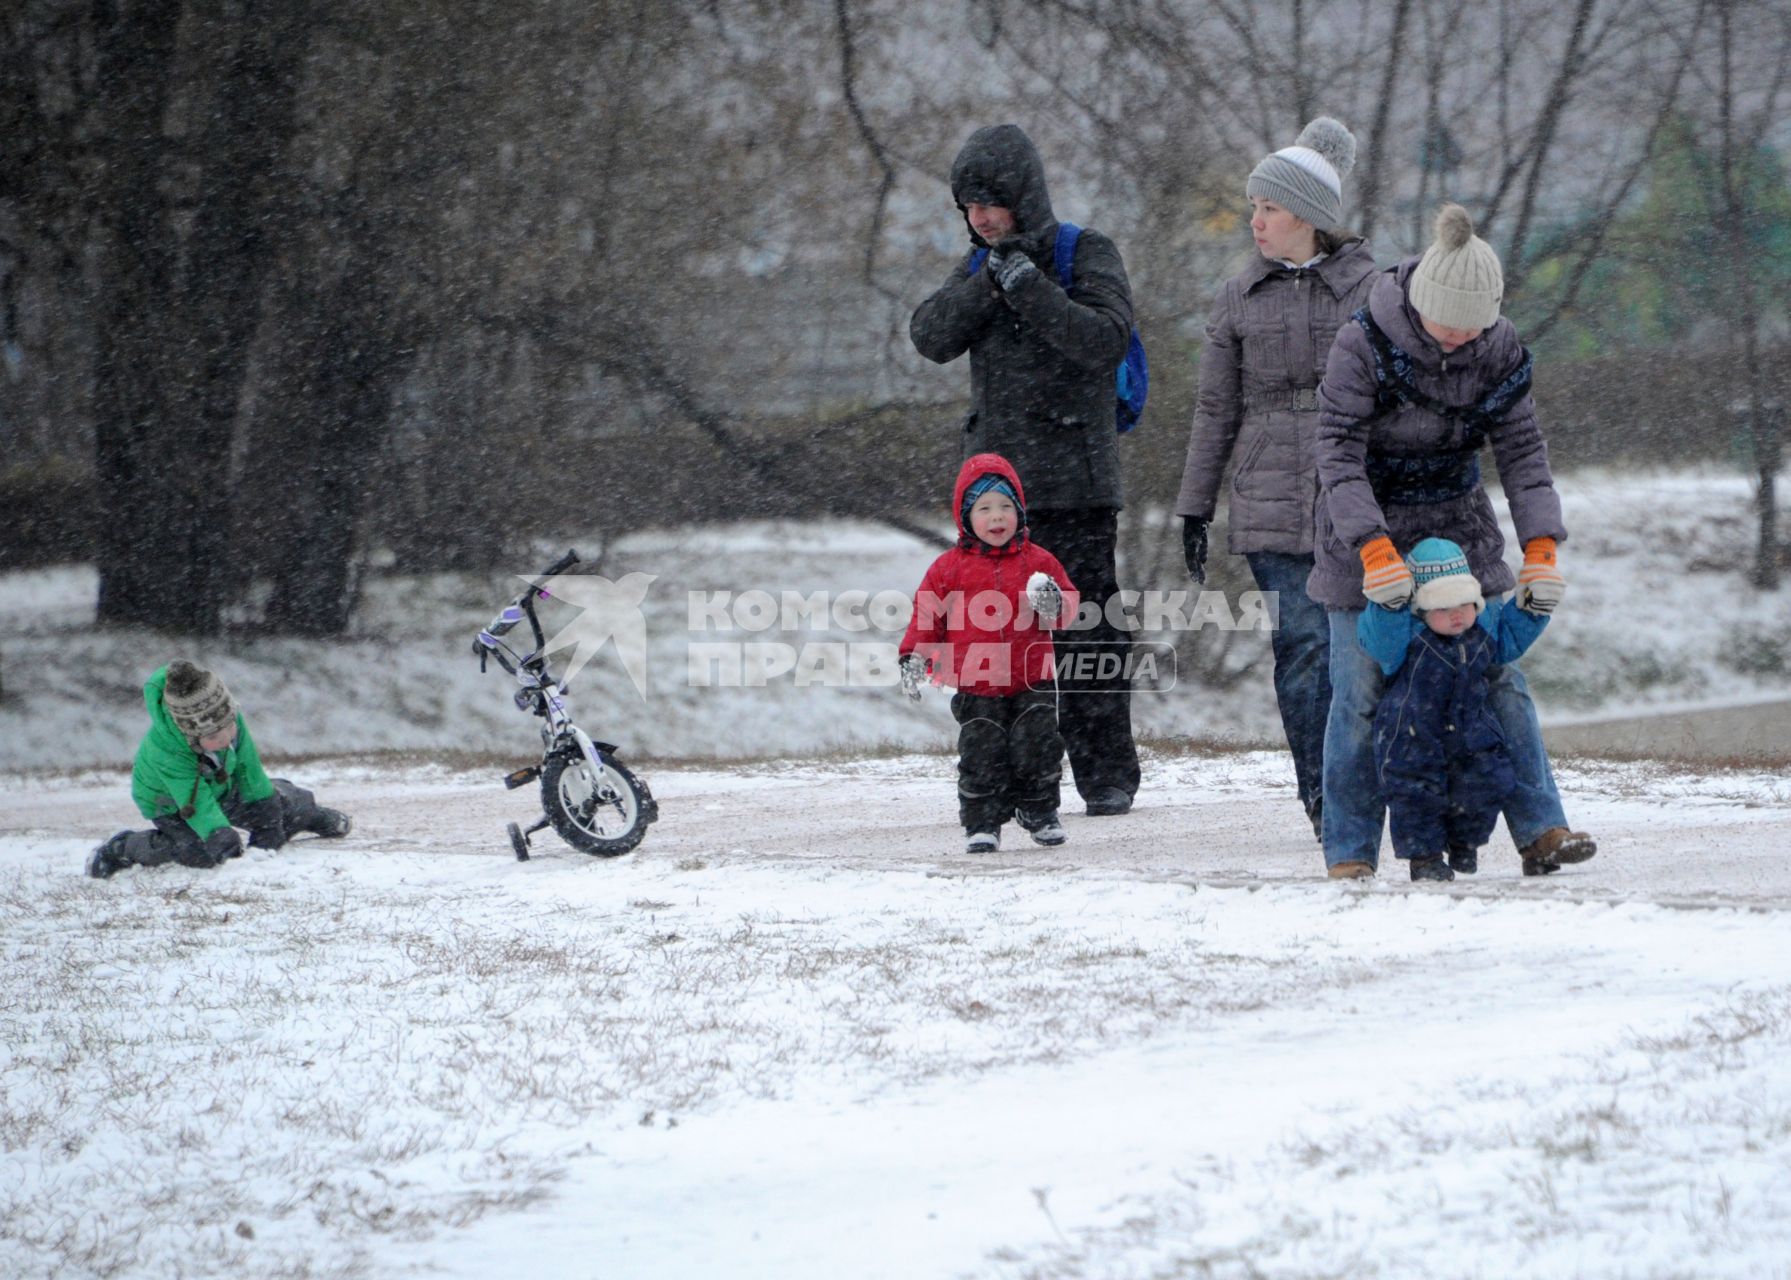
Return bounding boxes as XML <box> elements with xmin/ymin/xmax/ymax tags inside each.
<box><xmin>1357</xmin><ymin>537</ymin><xmax>1549</xmax><ymax>882</ymax></box>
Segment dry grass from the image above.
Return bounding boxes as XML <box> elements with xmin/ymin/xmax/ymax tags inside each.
<box><xmin>1553</xmin><ymin>743</ymin><xmax>1791</xmax><ymax>771</ymax></box>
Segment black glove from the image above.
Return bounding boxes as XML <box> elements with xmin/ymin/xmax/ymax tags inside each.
<box><xmin>1182</xmin><ymin>516</ymin><xmax>1210</xmax><ymax>586</ymax></box>
<box><xmin>987</xmin><ymin>246</ymin><xmax>1039</xmax><ymax>293</ymax></box>
<box><xmin>201</xmin><ymin>825</ymin><xmax>243</xmax><ymax>867</ymax></box>
<box><xmin>248</xmin><ymin>820</ymin><xmax>288</xmax><ymax>850</ymax></box>
<box><xmin>235</xmin><ymin>796</ymin><xmax>287</xmax><ymax>850</ymax></box>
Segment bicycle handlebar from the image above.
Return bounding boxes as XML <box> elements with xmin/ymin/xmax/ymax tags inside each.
<box><xmin>475</xmin><ymin>550</ymin><xmax>581</xmax><ymax>652</ymax></box>
<box><xmin>538</xmin><ymin>549</ymin><xmax>580</xmax><ymax>581</ymax></box>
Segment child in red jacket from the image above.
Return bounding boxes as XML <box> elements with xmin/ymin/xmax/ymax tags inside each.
<box><xmin>899</xmin><ymin>453</ymin><xmax>1078</xmax><ymax>853</ymax></box>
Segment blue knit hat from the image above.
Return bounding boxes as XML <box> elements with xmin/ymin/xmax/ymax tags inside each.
<box><xmin>961</xmin><ymin>474</ymin><xmax>1024</xmax><ymax>532</ymax></box>
<box><xmin>1406</xmin><ymin>537</ymin><xmax>1484</xmax><ymax>614</ymax></box>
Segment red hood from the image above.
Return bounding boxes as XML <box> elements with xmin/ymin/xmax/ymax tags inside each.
<box><xmin>952</xmin><ymin>453</ymin><xmax>1027</xmax><ymax>543</ymax></box>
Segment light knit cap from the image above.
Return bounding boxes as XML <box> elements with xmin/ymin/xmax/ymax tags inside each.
<box><xmin>162</xmin><ymin>660</ymin><xmax>238</xmax><ymax>741</ymax></box>
<box><xmin>1409</xmin><ymin>204</ymin><xmax>1504</xmax><ymax>331</ymax></box>
<box><xmin>1245</xmin><ymin>116</ymin><xmax>1357</xmax><ymax>233</ymax></box>
<box><xmin>1407</xmin><ymin>537</ymin><xmax>1484</xmax><ymax>615</ymax></box>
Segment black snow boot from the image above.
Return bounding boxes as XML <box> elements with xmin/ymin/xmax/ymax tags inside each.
<box><xmin>1447</xmin><ymin>846</ymin><xmax>1478</xmax><ymax>875</ymax></box>
<box><xmin>1015</xmin><ymin>808</ymin><xmax>1067</xmax><ymax>847</ymax></box>
<box><xmin>1409</xmin><ymin>855</ymin><xmax>1455</xmax><ymax>883</ymax></box>
<box><xmin>86</xmin><ymin>832</ymin><xmax>133</xmax><ymax>880</ymax></box>
<box><xmin>311</xmin><ymin>809</ymin><xmax>353</xmax><ymax>838</ymax></box>
<box><xmin>1083</xmin><ymin>786</ymin><xmax>1132</xmax><ymax>817</ymax></box>
<box><xmin>965</xmin><ymin>830</ymin><xmax>1000</xmax><ymax>854</ymax></box>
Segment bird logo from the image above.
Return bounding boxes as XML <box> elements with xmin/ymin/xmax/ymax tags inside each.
<box><xmin>533</xmin><ymin>571</ymin><xmax>657</xmax><ymax>698</ymax></box>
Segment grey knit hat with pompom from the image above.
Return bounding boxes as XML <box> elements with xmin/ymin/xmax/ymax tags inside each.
<box><xmin>1409</xmin><ymin>203</ymin><xmax>1504</xmax><ymax>331</ymax></box>
<box><xmin>162</xmin><ymin>660</ymin><xmax>238</xmax><ymax>742</ymax></box>
<box><xmin>1245</xmin><ymin>116</ymin><xmax>1357</xmax><ymax>233</ymax></box>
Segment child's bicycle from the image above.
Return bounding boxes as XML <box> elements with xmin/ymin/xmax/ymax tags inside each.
<box><xmin>472</xmin><ymin>550</ymin><xmax>657</xmax><ymax>860</ymax></box>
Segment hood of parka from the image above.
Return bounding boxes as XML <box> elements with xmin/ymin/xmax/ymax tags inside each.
<box><xmin>950</xmin><ymin>124</ymin><xmax>1057</xmax><ymax>249</ymax></box>
<box><xmin>952</xmin><ymin>452</ymin><xmax>1029</xmax><ymax>551</ymax></box>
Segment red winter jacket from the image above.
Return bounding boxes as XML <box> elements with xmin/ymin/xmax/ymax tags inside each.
<box><xmin>899</xmin><ymin>453</ymin><xmax>1079</xmax><ymax>697</ymax></box>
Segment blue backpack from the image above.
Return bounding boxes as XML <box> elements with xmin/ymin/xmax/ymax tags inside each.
<box><xmin>967</xmin><ymin>221</ymin><xmax>1148</xmax><ymax>434</ymax></box>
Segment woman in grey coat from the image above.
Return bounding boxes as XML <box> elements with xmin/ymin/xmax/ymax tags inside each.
<box><xmin>1176</xmin><ymin>117</ymin><xmax>1377</xmax><ymax>837</ymax></box>
<box><xmin>1311</xmin><ymin>204</ymin><xmax>1597</xmax><ymax>879</ymax></box>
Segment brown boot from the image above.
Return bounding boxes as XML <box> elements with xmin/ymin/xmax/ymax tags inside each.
<box><xmin>1327</xmin><ymin>861</ymin><xmax>1375</xmax><ymax>880</ymax></box>
<box><xmin>1520</xmin><ymin>827</ymin><xmax>1597</xmax><ymax>872</ymax></box>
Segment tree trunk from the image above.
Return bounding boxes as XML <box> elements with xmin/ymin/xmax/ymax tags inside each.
<box><xmin>1354</xmin><ymin>0</ymin><xmax>1412</xmax><ymax>242</ymax></box>
<box><xmin>90</xmin><ymin>0</ymin><xmax>180</xmax><ymax>627</ymax></box>
<box><xmin>261</xmin><ymin>204</ymin><xmax>417</xmax><ymax>635</ymax></box>
<box><xmin>1713</xmin><ymin>0</ymin><xmax>1780</xmax><ymax>588</ymax></box>
<box><xmin>91</xmin><ymin>2</ymin><xmax>308</xmax><ymax>632</ymax></box>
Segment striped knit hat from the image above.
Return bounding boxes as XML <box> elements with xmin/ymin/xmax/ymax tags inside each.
<box><xmin>1245</xmin><ymin>117</ymin><xmax>1357</xmax><ymax>233</ymax></box>
<box><xmin>162</xmin><ymin>661</ymin><xmax>238</xmax><ymax>741</ymax></box>
<box><xmin>960</xmin><ymin>473</ymin><xmax>1024</xmax><ymax>532</ymax></box>
<box><xmin>1407</xmin><ymin>537</ymin><xmax>1484</xmax><ymax>614</ymax></box>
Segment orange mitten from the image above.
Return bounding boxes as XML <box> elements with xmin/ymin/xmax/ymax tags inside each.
<box><xmin>1515</xmin><ymin>537</ymin><xmax>1565</xmax><ymax>614</ymax></box>
<box><xmin>1360</xmin><ymin>535</ymin><xmax>1414</xmax><ymax>609</ymax></box>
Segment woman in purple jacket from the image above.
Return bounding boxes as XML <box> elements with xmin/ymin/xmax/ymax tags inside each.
<box><xmin>1310</xmin><ymin>204</ymin><xmax>1597</xmax><ymax>879</ymax></box>
<box><xmin>1177</xmin><ymin>117</ymin><xmax>1378</xmax><ymax>838</ymax></box>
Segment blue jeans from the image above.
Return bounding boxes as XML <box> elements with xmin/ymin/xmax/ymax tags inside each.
<box><xmin>1322</xmin><ymin>605</ymin><xmax>1568</xmax><ymax>869</ymax></box>
<box><xmin>1244</xmin><ymin>551</ymin><xmax>1331</xmax><ymax>823</ymax></box>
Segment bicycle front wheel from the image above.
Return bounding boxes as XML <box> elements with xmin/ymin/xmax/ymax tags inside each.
<box><xmin>540</xmin><ymin>750</ymin><xmax>652</xmax><ymax>857</ymax></box>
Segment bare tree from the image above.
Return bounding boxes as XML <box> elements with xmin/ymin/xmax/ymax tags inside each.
<box><xmin>1353</xmin><ymin>0</ymin><xmax>1415</xmax><ymax>241</ymax></box>
<box><xmin>1704</xmin><ymin>0</ymin><xmax>1791</xmax><ymax>586</ymax></box>
<box><xmin>89</xmin><ymin>2</ymin><xmax>311</xmax><ymax>632</ymax></box>
<box><xmin>6</xmin><ymin>0</ymin><xmax>1787</xmax><ymax>639</ymax></box>
<box><xmin>1518</xmin><ymin>8</ymin><xmax>1706</xmax><ymax>343</ymax></box>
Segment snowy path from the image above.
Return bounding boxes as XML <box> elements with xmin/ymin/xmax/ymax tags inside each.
<box><xmin>14</xmin><ymin>748</ymin><xmax>1791</xmax><ymax>906</ymax></box>
<box><xmin>4</xmin><ymin>751</ymin><xmax>1791</xmax><ymax>1278</ymax></box>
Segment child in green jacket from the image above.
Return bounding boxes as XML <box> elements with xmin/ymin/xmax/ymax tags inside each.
<box><xmin>87</xmin><ymin>661</ymin><xmax>351</xmax><ymax>878</ymax></box>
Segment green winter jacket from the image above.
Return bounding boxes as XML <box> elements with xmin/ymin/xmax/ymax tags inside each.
<box><xmin>130</xmin><ymin>666</ymin><xmax>274</xmax><ymax>838</ymax></box>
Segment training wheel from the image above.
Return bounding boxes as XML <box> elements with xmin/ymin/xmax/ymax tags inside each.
<box><xmin>507</xmin><ymin>821</ymin><xmax>530</xmax><ymax>861</ymax></box>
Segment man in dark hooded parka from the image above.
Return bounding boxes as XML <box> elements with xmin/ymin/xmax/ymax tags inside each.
<box><xmin>910</xmin><ymin>124</ymin><xmax>1141</xmax><ymax>815</ymax></box>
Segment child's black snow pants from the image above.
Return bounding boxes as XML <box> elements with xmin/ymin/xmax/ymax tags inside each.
<box><xmin>106</xmin><ymin>778</ymin><xmax>335</xmax><ymax>868</ymax></box>
<box><xmin>951</xmin><ymin>685</ymin><xmax>1063</xmax><ymax>834</ymax></box>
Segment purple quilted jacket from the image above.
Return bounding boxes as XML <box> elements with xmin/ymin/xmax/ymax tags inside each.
<box><xmin>1307</xmin><ymin>258</ymin><xmax>1567</xmax><ymax>609</ymax></box>
<box><xmin>1176</xmin><ymin>240</ymin><xmax>1379</xmax><ymax>553</ymax></box>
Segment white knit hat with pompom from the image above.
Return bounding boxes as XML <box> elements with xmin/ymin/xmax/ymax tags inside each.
<box><xmin>1409</xmin><ymin>203</ymin><xmax>1504</xmax><ymax>331</ymax></box>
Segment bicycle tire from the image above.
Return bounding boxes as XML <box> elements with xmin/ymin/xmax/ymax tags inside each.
<box><xmin>540</xmin><ymin>750</ymin><xmax>651</xmax><ymax>857</ymax></box>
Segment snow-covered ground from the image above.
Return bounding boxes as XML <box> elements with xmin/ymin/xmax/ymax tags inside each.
<box><xmin>2</xmin><ymin>467</ymin><xmax>1788</xmax><ymax>771</ymax></box>
<box><xmin>4</xmin><ymin>750</ymin><xmax>1791</xmax><ymax>1278</ymax></box>
<box><xmin>4</xmin><ymin>466</ymin><xmax>1790</xmax><ymax>1277</ymax></box>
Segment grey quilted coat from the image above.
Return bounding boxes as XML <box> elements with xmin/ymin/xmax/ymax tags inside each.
<box><xmin>1308</xmin><ymin>257</ymin><xmax>1567</xmax><ymax>609</ymax></box>
<box><xmin>910</xmin><ymin>124</ymin><xmax>1133</xmax><ymax>512</ymax></box>
<box><xmin>1175</xmin><ymin>239</ymin><xmax>1379</xmax><ymax>552</ymax></box>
